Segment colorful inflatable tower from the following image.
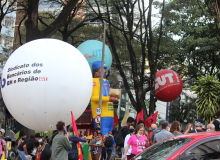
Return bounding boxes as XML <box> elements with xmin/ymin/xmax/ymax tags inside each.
<box><xmin>91</xmin><ymin>61</ymin><xmax>118</xmax><ymax>135</ymax></box>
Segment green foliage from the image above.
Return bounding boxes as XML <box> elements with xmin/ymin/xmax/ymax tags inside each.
<box><xmin>191</xmin><ymin>76</ymin><xmax>220</xmax><ymax>122</ymax></box>
<box><xmin>156</xmin><ymin>0</ymin><xmax>220</xmax><ymax>85</ymax></box>
<box><xmin>168</xmin><ymin>91</ymin><xmax>197</xmax><ymax>123</ymax></box>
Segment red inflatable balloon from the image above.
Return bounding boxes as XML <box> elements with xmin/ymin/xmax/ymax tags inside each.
<box><xmin>155</xmin><ymin>69</ymin><xmax>183</xmax><ymax>102</ymax></box>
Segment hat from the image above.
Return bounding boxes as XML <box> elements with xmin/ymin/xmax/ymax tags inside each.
<box><xmin>0</xmin><ymin>129</ymin><xmax>5</xmax><ymax>134</ymax></box>
<box><xmin>35</xmin><ymin>133</ymin><xmax>43</xmax><ymax>138</ymax></box>
<box><xmin>92</xmin><ymin>61</ymin><xmax>107</xmax><ymax>70</ymax></box>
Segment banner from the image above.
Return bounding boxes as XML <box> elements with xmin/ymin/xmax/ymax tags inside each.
<box><xmin>144</xmin><ymin>111</ymin><xmax>158</xmax><ymax>128</ymax></box>
<box><xmin>121</xmin><ymin>109</ymin><xmax>130</xmax><ymax>127</ymax></box>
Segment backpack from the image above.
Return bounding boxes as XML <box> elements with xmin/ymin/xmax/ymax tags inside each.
<box><xmin>104</xmin><ymin>136</ymin><xmax>113</xmax><ymax>148</ymax></box>
<box><xmin>114</xmin><ymin>128</ymin><xmax>124</xmax><ymax>147</ymax></box>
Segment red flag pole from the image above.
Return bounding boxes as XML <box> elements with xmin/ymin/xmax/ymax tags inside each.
<box><xmin>71</xmin><ymin>111</ymin><xmax>83</xmax><ymax>160</ymax></box>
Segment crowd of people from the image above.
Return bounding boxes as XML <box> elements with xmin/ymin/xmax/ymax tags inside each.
<box><xmin>1</xmin><ymin>109</ymin><xmax>220</xmax><ymax>160</ymax></box>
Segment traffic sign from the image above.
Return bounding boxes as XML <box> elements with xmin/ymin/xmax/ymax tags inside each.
<box><xmin>95</xmin><ymin>116</ymin><xmax>101</xmax><ymax>124</ymax></box>
<box><xmin>95</xmin><ymin>107</ymin><xmax>102</xmax><ymax>115</ymax></box>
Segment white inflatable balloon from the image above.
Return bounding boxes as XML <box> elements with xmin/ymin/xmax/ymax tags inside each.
<box><xmin>1</xmin><ymin>39</ymin><xmax>93</xmax><ymax>131</ymax></box>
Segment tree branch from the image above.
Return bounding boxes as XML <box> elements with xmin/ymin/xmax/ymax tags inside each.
<box><xmin>18</xmin><ymin>12</ymin><xmax>28</xmax><ymax>45</ymax></box>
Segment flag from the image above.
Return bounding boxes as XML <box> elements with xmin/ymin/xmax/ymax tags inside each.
<box><xmin>71</xmin><ymin>111</ymin><xmax>83</xmax><ymax>160</ymax></box>
<box><xmin>113</xmin><ymin>111</ymin><xmax>118</xmax><ymax>128</ymax></box>
<box><xmin>144</xmin><ymin>111</ymin><xmax>158</xmax><ymax>128</ymax></box>
<box><xmin>136</xmin><ymin>109</ymin><xmax>144</xmax><ymax>124</ymax></box>
<box><xmin>121</xmin><ymin>109</ymin><xmax>130</xmax><ymax>127</ymax></box>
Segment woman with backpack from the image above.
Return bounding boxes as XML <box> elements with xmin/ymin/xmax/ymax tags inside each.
<box><xmin>122</xmin><ymin>125</ymin><xmax>149</xmax><ymax>159</ymax></box>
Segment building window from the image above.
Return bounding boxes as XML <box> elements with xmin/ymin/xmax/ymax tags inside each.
<box><xmin>5</xmin><ymin>20</ymin><xmax>13</xmax><ymax>27</ymax></box>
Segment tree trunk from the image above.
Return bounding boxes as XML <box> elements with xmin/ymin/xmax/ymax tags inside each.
<box><xmin>149</xmin><ymin>69</ymin><xmax>156</xmax><ymax>115</ymax></box>
<box><xmin>25</xmin><ymin>0</ymin><xmax>40</xmax><ymax>42</ymax></box>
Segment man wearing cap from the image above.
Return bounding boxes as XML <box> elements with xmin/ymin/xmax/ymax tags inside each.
<box><xmin>17</xmin><ymin>133</ymin><xmax>42</xmax><ymax>160</ymax></box>
<box><xmin>0</xmin><ymin>129</ymin><xmax>6</xmax><ymax>159</ymax></box>
<box><xmin>189</xmin><ymin>119</ymin><xmax>205</xmax><ymax>133</ymax></box>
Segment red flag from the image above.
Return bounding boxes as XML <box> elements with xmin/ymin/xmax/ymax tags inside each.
<box><xmin>113</xmin><ymin>111</ymin><xmax>118</xmax><ymax>128</ymax></box>
<box><xmin>144</xmin><ymin>111</ymin><xmax>158</xmax><ymax>128</ymax></box>
<box><xmin>71</xmin><ymin>111</ymin><xmax>83</xmax><ymax>160</ymax></box>
<box><xmin>136</xmin><ymin>109</ymin><xmax>144</xmax><ymax>124</ymax></box>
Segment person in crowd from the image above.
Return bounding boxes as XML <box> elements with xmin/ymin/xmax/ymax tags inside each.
<box><xmin>121</xmin><ymin>117</ymin><xmax>135</xmax><ymax>157</ymax></box>
<box><xmin>0</xmin><ymin>129</ymin><xmax>6</xmax><ymax>159</ymax></box>
<box><xmin>96</xmin><ymin>128</ymin><xmax>101</xmax><ymax>133</ymax></box>
<box><xmin>17</xmin><ymin>133</ymin><xmax>42</xmax><ymax>160</ymax></box>
<box><xmin>206</xmin><ymin>124</ymin><xmax>211</xmax><ymax>132</ymax></box>
<box><xmin>37</xmin><ymin>137</ymin><xmax>51</xmax><ymax>160</ymax></box>
<box><xmin>188</xmin><ymin>119</ymin><xmax>205</xmax><ymax>133</ymax></box>
<box><xmin>148</xmin><ymin>124</ymin><xmax>157</xmax><ymax>145</ymax></box>
<box><xmin>209</xmin><ymin>124</ymin><xmax>215</xmax><ymax>132</ymax></box>
<box><xmin>101</xmin><ymin>134</ymin><xmax>106</xmax><ymax>160</ymax></box>
<box><xmin>89</xmin><ymin>131</ymin><xmax>102</xmax><ymax>160</ymax></box>
<box><xmin>124</xmin><ymin>124</ymin><xmax>135</xmax><ymax>160</ymax></box>
<box><xmin>166</xmin><ymin>123</ymin><xmax>171</xmax><ymax>131</ymax></box>
<box><xmin>51</xmin><ymin>121</ymin><xmax>72</xmax><ymax>160</ymax></box>
<box><xmin>170</xmin><ymin>121</ymin><xmax>182</xmax><ymax>136</ymax></box>
<box><xmin>123</xmin><ymin>125</ymin><xmax>149</xmax><ymax>159</ymax></box>
<box><xmin>137</xmin><ymin>120</ymin><xmax>145</xmax><ymax>126</ymax></box>
<box><xmin>213</xmin><ymin>109</ymin><xmax>220</xmax><ymax>131</ymax></box>
<box><xmin>94</xmin><ymin>133</ymin><xmax>102</xmax><ymax>154</ymax></box>
<box><xmin>184</xmin><ymin>123</ymin><xmax>193</xmax><ymax>134</ymax></box>
<box><xmin>122</xmin><ymin>117</ymin><xmax>136</xmax><ymax>140</ymax></box>
<box><xmin>105</xmin><ymin>130</ymin><xmax>116</xmax><ymax>160</ymax></box>
<box><xmin>150</xmin><ymin>120</ymin><xmax>165</xmax><ymax>143</ymax></box>
<box><xmin>153</xmin><ymin>122</ymin><xmax>173</xmax><ymax>144</ymax></box>
<box><xmin>17</xmin><ymin>131</ymin><xmax>27</xmax><ymax>147</ymax></box>
<box><xmin>68</xmin><ymin>125</ymin><xmax>87</xmax><ymax>160</ymax></box>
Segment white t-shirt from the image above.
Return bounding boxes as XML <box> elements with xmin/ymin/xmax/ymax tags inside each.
<box><xmin>124</xmin><ymin>134</ymin><xmax>132</xmax><ymax>155</ymax></box>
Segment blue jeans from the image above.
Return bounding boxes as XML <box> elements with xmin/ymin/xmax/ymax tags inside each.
<box><xmin>0</xmin><ymin>154</ymin><xmax>2</xmax><ymax>159</ymax></box>
<box><xmin>17</xmin><ymin>149</ymin><xmax>28</xmax><ymax>160</ymax></box>
<box><xmin>68</xmin><ymin>153</ymin><xmax>78</xmax><ymax>160</ymax></box>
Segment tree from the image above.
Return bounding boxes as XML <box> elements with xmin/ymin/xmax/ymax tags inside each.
<box><xmin>86</xmin><ymin>0</ymin><xmax>166</xmax><ymax>119</ymax></box>
<box><xmin>0</xmin><ymin>0</ymin><xmax>17</xmax><ymax>32</ymax></box>
<box><xmin>37</xmin><ymin>1</ymin><xmax>103</xmax><ymax>45</ymax></box>
<box><xmin>158</xmin><ymin>0</ymin><xmax>220</xmax><ymax>84</ymax></box>
<box><xmin>202</xmin><ymin>0</ymin><xmax>220</xmax><ymax>43</ymax></box>
<box><xmin>168</xmin><ymin>92</ymin><xmax>197</xmax><ymax>123</ymax></box>
<box><xmin>191</xmin><ymin>76</ymin><xmax>220</xmax><ymax>123</ymax></box>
